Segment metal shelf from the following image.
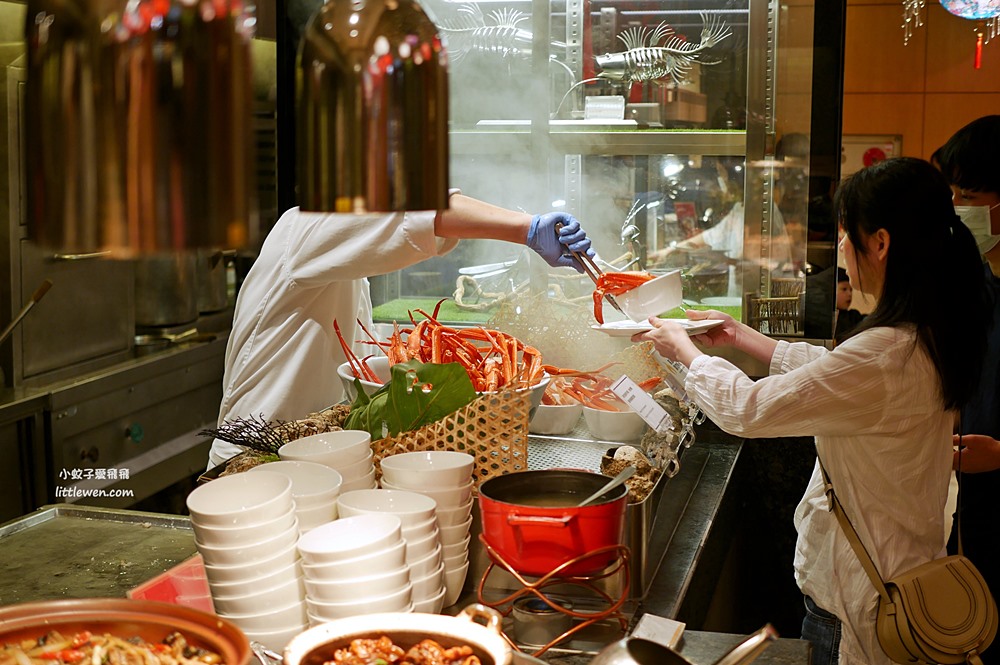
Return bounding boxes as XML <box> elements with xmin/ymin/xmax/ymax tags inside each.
<box><xmin>450</xmin><ymin>129</ymin><xmax>746</xmax><ymax>156</ymax></box>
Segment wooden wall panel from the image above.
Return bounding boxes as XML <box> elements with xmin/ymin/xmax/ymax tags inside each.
<box><xmin>924</xmin><ymin>93</ymin><xmax>1000</xmax><ymax>158</ymax></box>
<box><xmin>842</xmin><ymin>93</ymin><xmax>925</xmax><ymax>157</ymax></box>
<box><xmin>844</xmin><ymin>4</ymin><xmax>927</xmax><ymax>93</ymax></box>
<box><xmin>843</xmin><ymin>2</ymin><xmax>1000</xmax><ymax>164</ymax></box>
<box><xmin>924</xmin><ymin>5</ymin><xmax>1000</xmax><ymax>93</ymax></box>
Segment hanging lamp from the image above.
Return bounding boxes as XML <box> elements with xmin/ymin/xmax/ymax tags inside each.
<box><xmin>23</xmin><ymin>0</ymin><xmax>258</xmax><ymax>256</ymax></box>
<box><xmin>939</xmin><ymin>0</ymin><xmax>1000</xmax><ymax>67</ymax></box>
<box><xmin>296</xmin><ymin>0</ymin><xmax>450</xmax><ymax>214</ymax></box>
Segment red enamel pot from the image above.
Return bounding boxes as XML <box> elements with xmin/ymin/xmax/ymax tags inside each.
<box><xmin>478</xmin><ymin>470</ymin><xmax>628</xmax><ymax>576</ymax></box>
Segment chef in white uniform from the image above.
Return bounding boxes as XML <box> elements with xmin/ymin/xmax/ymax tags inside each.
<box><xmin>209</xmin><ymin>193</ymin><xmax>593</xmax><ymax>468</ymax></box>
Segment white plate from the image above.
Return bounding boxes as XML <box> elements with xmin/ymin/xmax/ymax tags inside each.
<box><xmin>591</xmin><ymin>318</ymin><xmax>724</xmax><ymax>337</ymax></box>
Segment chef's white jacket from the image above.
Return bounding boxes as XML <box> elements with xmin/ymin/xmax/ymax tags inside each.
<box><xmin>209</xmin><ymin>207</ymin><xmax>458</xmax><ymax>467</ymax></box>
<box><xmin>685</xmin><ymin>326</ymin><xmax>951</xmax><ymax>665</ymax></box>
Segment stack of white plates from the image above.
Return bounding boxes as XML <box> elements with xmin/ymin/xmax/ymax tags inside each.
<box><xmin>186</xmin><ymin>471</ymin><xmax>307</xmax><ymax>651</ymax></box>
<box><xmin>279</xmin><ymin>430</ymin><xmax>376</xmax><ymax>492</ymax></box>
<box><xmin>380</xmin><ymin>451</ymin><xmax>475</xmax><ymax>610</ymax></box>
<box><xmin>337</xmin><ymin>488</ymin><xmax>444</xmax><ymax>612</ymax></box>
<box><xmin>248</xmin><ymin>460</ymin><xmax>343</xmax><ymax>534</ymax></box>
<box><xmin>297</xmin><ymin>513</ymin><xmax>412</xmax><ymax>623</ymax></box>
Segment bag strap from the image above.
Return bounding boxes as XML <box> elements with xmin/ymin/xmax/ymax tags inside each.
<box><xmin>817</xmin><ymin>458</ymin><xmax>892</xmax><ymax>603</ymax></box>
<box><xmin>817</xmin><ymin>415</ymin><xmax>967</xmax><ymax>604</ymax></box>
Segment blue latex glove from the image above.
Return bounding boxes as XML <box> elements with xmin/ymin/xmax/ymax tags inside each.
<box><xmin>526</xmin><ymin>212</ymin><xmax>595</xmax><ymax>272</ymax></box>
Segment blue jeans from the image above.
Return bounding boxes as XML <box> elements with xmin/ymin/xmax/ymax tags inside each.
<box><xmin>801</xmin><ymin>595</ymin><xmax>842</xmax><ymax>665</ymax></box>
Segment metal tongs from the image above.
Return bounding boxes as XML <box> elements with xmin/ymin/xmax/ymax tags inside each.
<box><xmin>556</xmin><ymin>222</ymin><xmax>626</xmax><ymax>316</ymax></box>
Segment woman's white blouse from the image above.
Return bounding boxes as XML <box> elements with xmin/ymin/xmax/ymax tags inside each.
<box><xmin>685</xmin><ymin>326</ymin><xmax>952</xmax><ymax>665</ymax></box>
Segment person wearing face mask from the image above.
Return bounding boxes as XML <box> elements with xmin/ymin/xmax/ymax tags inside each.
<box><xmin>933</xmin><ymin>115</ymin><xmax>1000</xmax><ymax>658</ymax></box>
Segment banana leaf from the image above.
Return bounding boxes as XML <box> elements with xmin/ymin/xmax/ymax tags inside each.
<box><xmin>344</xmin><ymin>359</ymin><xmax>478</xmax><ymax>440</ymax></box>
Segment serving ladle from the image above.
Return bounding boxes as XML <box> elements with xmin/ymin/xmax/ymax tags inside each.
<box><xmin>578</xmin><ymin>466</ymin><xmax>636</xmax><ymax>507</ymax></box>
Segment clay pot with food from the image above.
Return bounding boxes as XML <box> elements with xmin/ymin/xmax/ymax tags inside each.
<box><xmin>0</xmin><ymin>598</ymin><xmax>251</xmax><ymax>665</ymax></box>
<box><xmin>283</xmin><ymin>605</ymin><xmax>511</xmax><ymax>665</ymax></box>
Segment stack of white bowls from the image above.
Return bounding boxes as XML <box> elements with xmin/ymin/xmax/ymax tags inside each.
<box><xmin>279</xmin><ymin>431</ymin><xmax>376</xmax><ymax>492</ymax></box>
<box><xmin>186</xmin><ymin>471</ymin><xmax>308</xmax><ymax>651</ymax></box>
<box><xmin>248</xmin><ymin>460</ymin><xmax>343</xmax><ymax>534</ymax></box>
<box><xmin>297</xmin><ymin>513</ymin><xmax>412</xmax><ymax>623</ymax></box>
<box><xmin>337</xmin><ymin>489</ymin><xmax>444</xmax><ymax>613</ymax></box>
<box><xmin>380</xmin><ymin>451</ymin><xmax>475</xmax><ymax>610</ymax></box>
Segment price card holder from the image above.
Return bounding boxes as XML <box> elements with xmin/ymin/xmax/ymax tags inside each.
<box><xmin>611</xmin><ymin>376</ymin><xmax>673</xmax><ymax>433</ymax></box>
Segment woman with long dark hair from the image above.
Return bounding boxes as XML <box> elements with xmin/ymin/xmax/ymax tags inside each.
<box><xmin>635</xmin><ymin>157</ymin><xmax>991</xmax><ymax>664</ymax></box>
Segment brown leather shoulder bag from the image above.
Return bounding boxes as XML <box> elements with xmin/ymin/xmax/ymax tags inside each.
<box><xmin>818</xmin><ymin>442</ymin><xmax>997</xmax><ymax>665</ymax></box>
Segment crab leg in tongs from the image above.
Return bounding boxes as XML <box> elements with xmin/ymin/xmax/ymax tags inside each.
<box><xmin>555</xmin><ymin>222</ymin><xmax>626</xmax><ymax>316</ymax></box>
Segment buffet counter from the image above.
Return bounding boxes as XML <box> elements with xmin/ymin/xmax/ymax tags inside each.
<box><xmin>0</xmin><ymin>431</ymin><xmax>809</xmax><ymax>665</ymax></box>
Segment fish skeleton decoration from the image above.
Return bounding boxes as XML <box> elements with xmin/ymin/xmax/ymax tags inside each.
<box><xmin>554</xmin><ymin>12</ymin><xmax>731</xmax><ymax>116</ymax></box>
<box><xmin>596</xmin><ymin>13</ymin><xmax>732</xmax><ymax>85</ymax></box>
<box><xmin>437</xmin><ymin>3</ymin><xmax>566</xmax><ymax>64</ymax></box>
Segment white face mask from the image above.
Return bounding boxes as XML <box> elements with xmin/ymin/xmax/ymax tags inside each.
<box><xmin>956</xmin><ymin>203</ymin><xmax>1000</xmax><ymax>255</ymax></box>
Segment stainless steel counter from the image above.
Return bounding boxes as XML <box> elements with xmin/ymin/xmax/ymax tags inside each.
<box><xmin>0</xmin><ymin>435</ymin><xmax>809</xmax><ymax>665</ymax></box>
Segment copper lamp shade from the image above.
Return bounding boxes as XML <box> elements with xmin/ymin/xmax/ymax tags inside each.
<box><xmin>297</xmin><ymin>0</ymin><xmax>449</xmax><ymax>213</ymax></box>
<box><xmin>23</xmin><ymin>0</ymin><xmax>257</xmax><ymax>256</ymax></box>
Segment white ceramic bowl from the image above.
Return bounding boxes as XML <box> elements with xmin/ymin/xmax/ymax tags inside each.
<box><xmin>211</xmin><ymin>575</ymin><xmax>306</xmax><ymax>615</ymax></box>
<box><xmin>294</xmin><ymin>501</ymin><xmax>338</xmax><ymax>532</ymax></box>
<box><xmin>402</xmin><ymin>516</ymin><xmax>438</xmax><ymax>543</ymax></box>
<box><xmin>279</xmin><ymin>430</ymin><xmax>372</xmax><ymax>468</ymax></box>
<box><xmin>529</xmin><ymin>403</ymin><xmax>584</xmax><ymax>435</ymax></box>
<box><xmin>186</xmin><ymin>471</ymin><xmax>294</xmax><ymax>528</ymax></box>
<box><xmin>333</xmin><ymin>451</ymin><xmax>375</xmax><ymax>479</ymax></box>
<box><xmin>438</xmin><ymin>515</ymin><xmax>472</xmax><ymax>546</ymax></box>
<box><xmin>442</xmin><ymin>559</ymin><xmax>470</xmax><ymax>608</ymax></box>
<box><xmin>411</xmin><ymin>586</ymin><xmax>447</xmax><ymax>614</ymax></box>
<box><xmin>616</xmin><ymin>269</ymin><xmax>683</xmax><ymax>322</ymax></box>
<box><xmin>380</xmin><ymin>451</ymin><xmax>475</xmax><ymax>491</ymax></box>
<box><xmin>195</xmin><ymin>521</ymin><xmax>299</xmax><ymax>566</ymax></box>
<box><xmin>337</xmin><ymin>489</ymin><xmax>438</xmax><ymax>526</ymax></box>
<box><xmin>408</xmin><ymin>546</ymin><xmax>443</xmax><ymax>578</ymax></box>
<box><xmin>221</xmin><ymin>599</ymin><xmax>309</xmax><ymax>632</ymax></box>
<box><xmin>442</xmin><ymin>534</ymin><xmax>471</xmax><ymax>560</ymax></box>
<box><xmin>303</xmin><ymin>566</ymin><xmax>410</xmax><ymax>603</ymax></box>
<box><xmin>436</xmin><ymin>500</ymin><xmax>474</xmax><ymax>528</ymax></box>
<box><xmin>405</xmin><ymin>529</ymin><xmax>441</xmax><ymax>561</ymax></box>
<box><xmin>442</xmin><ymin>550</ymin><xmax>469</xmax><ymax>571</ymax></box>
<box><xmin>583</xmin><ymin>405</ymin><xmax>648</xmax><ymax>441</ymax></box>
<box><xmin>306</xmin><ymin>584</ymin><xmax>412</xmax><ymax>620</ymax></box>
<box><xmin>202</xmin><ymin>539</ymin><xmax>300</xmax><ymax>583</ymax></box>
<box><xmin>297</xmin><ymin>513</ymin><xmax>402</xmax><ymax>565</ymax></box>
<box><xmin>248</xmin><ymin>460</ymin><xmax>343</xmax><ymax>507</ymax></box>
<box><xmin>207</xmin><ymin>560</ymin><xmax>301</xmax><ymax>598</ymax></box>
<box><xmin>409</xmin><ymin>562</ymin><xmax>445</xmax><ymax>601</ymax></box>
<box><xmin>300</xmin><ymin>540</ymin><xmax>407</xmax><ymax>581</ymax></box>
<box><xmin>479</xmin><ymin>375</ymin><xmax>550</xmax><ymax>414</ymax></box>
<box><xmin>191</xmin><ymin>504</ymin><xmax>297</xmax><ymax>548</ymax></box>
<box><xmin>379</xmin><ymin>479</ymin><xmax>474</xmax><ymax>509</ymax></box>
<box><xmin>241</xmin><ymin>622</ymin><xmax>310</xmax><ymax>653</ymax></box>
<box><xmin>340</xmin><ymin>468</ymin><xmax>378</xmax><ymax>492</ymax></box>
<box><xmin>338</xmin><ymin>357</ymin><xmax>392</xmax><ymax>401</ymax></box>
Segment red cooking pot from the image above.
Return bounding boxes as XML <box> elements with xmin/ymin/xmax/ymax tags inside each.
<box><xmin>478</xmin><ymin>470</ymin><xmax>628</xmax><ymax>576</ymax></box>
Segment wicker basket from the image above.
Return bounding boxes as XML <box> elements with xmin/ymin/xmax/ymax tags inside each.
<box><xmin>372</xmin><ymin>388</ymin><xmax>532</xmax><ymax>489</ymax></box>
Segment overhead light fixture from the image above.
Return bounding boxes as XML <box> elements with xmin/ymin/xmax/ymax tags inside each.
<box><xmin>297</xmin><ymin>0</ymin><xmax>449</xmax><ymax>213</ymax></box>
<box><xmin>902</xmin><ymin>0</ymin><xmax>926</xmax><ymax>45</ymax></box>
<box><xmin>939</xmin><ymin>0</ymin><xmax>999</xmax><ymax>68</ymax></box>
<box><xmin>23</xmin><ymin>0</ymin><xmax>257</xmax><ymax>256</ymax></box>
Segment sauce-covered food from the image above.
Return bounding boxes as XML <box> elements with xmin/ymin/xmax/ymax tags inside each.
<box><xmin>1</xmin><ymin>630</ymin><xmax>225</xmax><ymax>665</ymax></box>
<box><xmin>324</xmin><ymin>637</ymin><xmax>480</xmax><ymax>665</ymax></box>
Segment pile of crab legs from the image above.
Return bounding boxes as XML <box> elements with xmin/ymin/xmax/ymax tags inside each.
<box><xmin>335</xmin><ymin>299</ymin><xmax>662</xmax><ymax>408</ymax></box>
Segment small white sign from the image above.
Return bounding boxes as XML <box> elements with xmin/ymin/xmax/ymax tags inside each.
<box><xmin>610</xmin><ymin>375</ymin><xmax>673</xmax><ymax>433</ymax></box>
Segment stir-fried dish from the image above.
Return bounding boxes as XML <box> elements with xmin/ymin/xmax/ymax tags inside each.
<box><xmin>326</xmin><ymin>637</ymin><xmax>481</xmax><ymax>665</ymax></box>
<box><xmin>0</xmin><ymin>630</ymin><xmax>224</xmax><ymax>665</ymax></box>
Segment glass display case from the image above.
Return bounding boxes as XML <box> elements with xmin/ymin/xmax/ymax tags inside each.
<box><xmin>314</xmin><ymin>0</ymin><xmax>845</xmax><ymax>344</ymax></box>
